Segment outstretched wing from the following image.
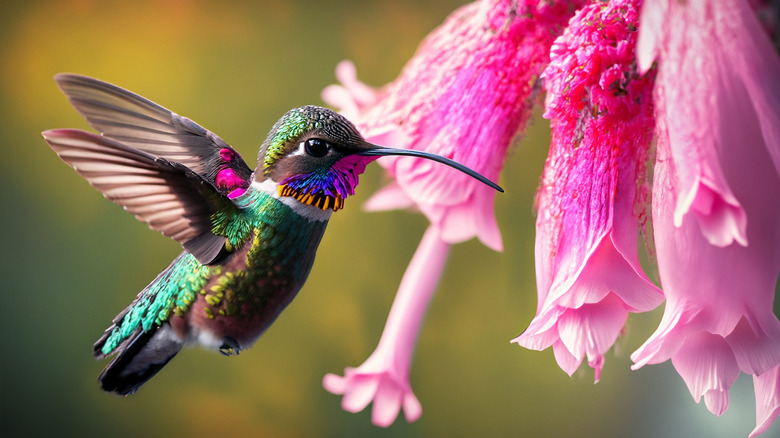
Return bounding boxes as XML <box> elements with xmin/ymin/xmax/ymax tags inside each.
<box><xmin>43</xmin><ymin>129</ymin><xmax>236</xmax><ymax>264</ymax></box>
<box><xmin>53</xmin><ymin>73</ymin><xmax>253</xmax><ymax>196</ymax></box>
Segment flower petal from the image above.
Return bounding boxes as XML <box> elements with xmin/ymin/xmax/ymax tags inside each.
<box><xmin>363</xmin><ymin>181</ymin><xmax>416</xmax><ymax>212</ymax></box>
<box><xmin>670</xmin><ymin>332</ymin><xmax>740</xmax><ymax>417</ymax></box>
<box><xmin>323</xmin><ymin>372</ymin><xmax>349</xmax><ymax>394</ymax></box>
<box><xmin>552</xmin><ymin>339</ymin><xmax>582</xmax><ymax>377</ymax></box>
<box><xmin>725</xmin><ymin>317</ymin><xmax>780</xmax><ymax>377</ymax></box>
<box><xmin>674</xmin><ymin>176</ymin><xmax>747</xmax><ymax>247</ymax></box>
<box><xmin>512</xmin><ymin>307</ymin><xmax>565</xmax><ymax>352</ymax></box>
<box><xmin>371</xmin><ymin>378</ymin><xmax>403</xmax><ymax>428</ymax></box>
<box><xmin>557</xmin><ymin>293</ymin><xmax>628</xmax><ymax>382</ymax></box>
<box><xmin>550</xmin><ymin>234</ymin><xmax>663</xmax><ymax>312</ymax></box>
<box><xmin>340</xmin><ymin>374</ymin><xmax>379</xmax><ymax>414</ymax></box>
<box><xmin>630</xmin><ymin>306</ymin><xmax>690</xmax><ymax>369</ymax></box>
<box><xmin>402</xmin><ymin>390</ymin><xmax>423</xmax><ymax>423</ymax></box>
<box><xmin>750</xmin><ymin>366</ymin><xmax>780</xmax><ymax>438</ymax></box>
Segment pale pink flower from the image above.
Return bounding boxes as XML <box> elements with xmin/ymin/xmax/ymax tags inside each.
<box><xmin>512</xmin><ymin>0</ymin><xmax>664</xmax><ymax>382</ymax></box>
<box><xmin>630</xmin><ymin>89</ymin><xmax>780</xmax><ymax>425</ymax></box>
<box><xmin>322</xmin><ymin>226</ymin><xmax>444</xmax><ymax>427</ymax></box>
<box><xmin>322</xmin><ymin>0</ymin><xmax>587</xmax><ymax>426</ymax></box>
<box><xmin>629</xmin><ymin>0</ymin><xmax>780</xmax><ymax>435</ymax></box>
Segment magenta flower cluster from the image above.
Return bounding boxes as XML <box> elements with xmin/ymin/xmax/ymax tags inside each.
<box><xmin>514</xmin><ymin>0</ymin><xmax>662</xmax><ymax>384</ymax></box>
<box><xmin>321</xmin><ymin>0</ymin><xmax>780</xmax><ymax>436</ymax></box>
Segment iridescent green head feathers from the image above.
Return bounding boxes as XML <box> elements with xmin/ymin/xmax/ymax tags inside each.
<box><xmin>260</xmin><ymin>106</ymin><xmax>366</xmax><ymax>173</ymax></box>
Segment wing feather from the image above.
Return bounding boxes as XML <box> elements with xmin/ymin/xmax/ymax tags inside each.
<box><xmin>54</xmin><ymin>73</ymin><xmax>253</xmax><ymax>195</ymax></box>
<box><xmin>43</xmin><ymin>128</ymin><xmax>233</xmax><ymax>264</ymax></box>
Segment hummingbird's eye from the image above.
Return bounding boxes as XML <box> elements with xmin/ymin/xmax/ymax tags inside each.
<box><xmin>304</xmin><ymin>138</ymin><xmax>331</xmax><ymax>158</ymax></box>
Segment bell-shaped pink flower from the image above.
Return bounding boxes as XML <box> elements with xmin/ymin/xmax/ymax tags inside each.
<box><xmin>630</xmin><ymin>1</ymin><xmax>780</xmax><ymax>435</ymax></box>
<box><xmin>513</xmin><ymin>0</ymin><xmax>664</xmax><ymax>381</ymax></box>
<box><xmin>323</xmin><ymin>0</ymin><xmax>588</xmax><ymax>426</ymax></box>
<box><xmin>630</xmin><ymin>94</ymin><xmax>780</xmax><ymax>423</ymax></box>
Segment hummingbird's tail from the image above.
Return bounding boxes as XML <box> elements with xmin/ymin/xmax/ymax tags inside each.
<box><xmin>94</xmin><ymin>324</ymin><xmax>184</xmax><ymax>396</ymax></box>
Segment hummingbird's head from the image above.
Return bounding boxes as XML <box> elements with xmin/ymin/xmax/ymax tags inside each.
<box><xmin>257</xmin><ymin>105</ymin><xmax>502</xmax><ymax>212</ymax></box>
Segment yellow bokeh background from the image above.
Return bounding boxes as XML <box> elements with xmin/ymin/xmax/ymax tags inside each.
<box><xmin>0</xmin><ymin>1</ymin><xmax>770</xmax><ymax>437</ymax></box>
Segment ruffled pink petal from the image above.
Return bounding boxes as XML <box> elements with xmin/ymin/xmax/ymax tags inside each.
<box><xmin>675</xmin><ymin>176</ymin><xmax>747</xmax><ymax>247</ymax></box>
<box><xmin>321</xmin><ymin>84</ymin><xmax>359</xmax><ymax>121</ymax></box>
<box><xmin>751</xmin><ymin>366</ymin><xmax>780</xmax><ymax>438</ymax></box>
<box><xmin>332</xmin><ymin>60</ymin><xmax>378</xmax><ymax>110</ymax></box>
<box><xmin>670</xmin><ymin>331</ymin><xmax>740</xmax><ymax>417</ymax></box>
<box><xmin>401</xmin><ymin>388</ymin><xmax>423</xmax><ymax>422</ymax></box>
<box><xmin>513</xmin><ymin>307</ymin><xmax>564</xmax><ymax>352</ymax></box>
<box><xmin>548</xmin><ymin>233</ymin><xmax>664</xmax><ymax>313</ymax></box>
<box><xmin>388</xmin><ymin>145</ymin><xmax>477</xmax><ymax>207</ymax></box>
<box><xmin>367</xmin><ymin>377</ymin><xmax>423</xmax><ymax>427</ymax></box>
<box><xmin>726</xmin><ymin>317</ymin><xmax>780</xmax><ymax>376</ymax></box>
<box><xmin>556</xmin><ymin>293</ymin><xmax>628</xmax><ymax>382</ymax></box>
<box><xmin>514</xmin><ymin>294</ymin><xmax>633</xmax><ymax>382</ymax></box>
<box><xmin>430</xmin><ymin>184</ymin><xmax>503</xmax><ymax>251</ymax></box>
<box><xmin>534</xmin><ymin>142</ymin><xmax>662</xmax><ymax>322</ymax></box>
<box><xmin>322</xmin><ymin>371</ymin><xmax>349</xmax><ymax>395</ymax></box>
<box><xmin>323</xmin><ymin>369</ymin><xmax>423</xmax><ymax>428</ymax></box>
<box><xmin>630</xmin><ymin>305</ymin><xmax>691</xmax><ymax>369</ymax></box>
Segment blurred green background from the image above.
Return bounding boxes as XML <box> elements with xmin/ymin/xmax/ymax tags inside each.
<box><xmin>0</xmin><ymin>1</ymin><xmax>773</xmax><ymax>437</ymax></box>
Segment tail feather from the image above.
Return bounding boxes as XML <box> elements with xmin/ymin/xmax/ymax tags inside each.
<box><xmin>95</xmin><ymin>324</ymin><xmax>184</xmax><ymax>395</ymax></box>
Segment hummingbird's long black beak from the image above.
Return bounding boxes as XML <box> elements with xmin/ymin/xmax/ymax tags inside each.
<box><xmin>358</xmin><ymin>146</ymin><xmax>504</xmax><ymax>193</ymax></box>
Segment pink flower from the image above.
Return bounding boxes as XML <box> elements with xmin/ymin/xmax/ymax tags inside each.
<box><xmin>512</xmin><ymin>0</ymin><xmax>664</xmax><ymax>382</ymax></box>
<box><xmin>629</xmin><ymin>1</ymin><xmax>780</xmax><ymax>435</ymax></box>
<box><xmin>322</xmin><ymin>226</ymin><xmax>444</xmax><ymax>427</ymax></box>
<box><xmin>324</xmin><ymin>0</ymin><xmax>588</xmax><ymax>251</ymax></box>
<box><xmin>323</xmin><ymin>0</ymin><xmax>587</xmax><ymax>426</ymax></box>
<box><xmin>630</xmin><ymin>88</ymin><xmax>780</xmax><ymax>425</ymax></box>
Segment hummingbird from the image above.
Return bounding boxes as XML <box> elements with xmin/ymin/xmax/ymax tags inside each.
<box><xmin>43</xmin><ymin>74</ymin><xmax>502</xmax><ymax>396</ymax></box>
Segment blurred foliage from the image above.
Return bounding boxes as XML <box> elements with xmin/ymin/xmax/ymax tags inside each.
<box><xmin>0</xmin><ymin>1</ymin><xmax>771</xmax><ymax>437</ymax></box>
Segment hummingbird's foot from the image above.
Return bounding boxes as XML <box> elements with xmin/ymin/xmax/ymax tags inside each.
<box><xmin>218</xmin><ymin>337</ymin><xmax>241</xmax><ymax>356</ymax></box>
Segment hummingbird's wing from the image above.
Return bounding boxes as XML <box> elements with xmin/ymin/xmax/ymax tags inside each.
<box><xmin>43</xmin><ymin>129</ymin><xmax>236</xmax><ymax>265</ymax></box>
<box><xmin>53</xmin><ymin>73</ymin><xmax>253</xmax><ymax>196</ymax></box>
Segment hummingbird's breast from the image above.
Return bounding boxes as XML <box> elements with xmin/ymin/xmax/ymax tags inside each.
<box><xmin>174</xmin><ymin>192</ymin><xmax>330</xmax><ymax>352</ymax></box>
